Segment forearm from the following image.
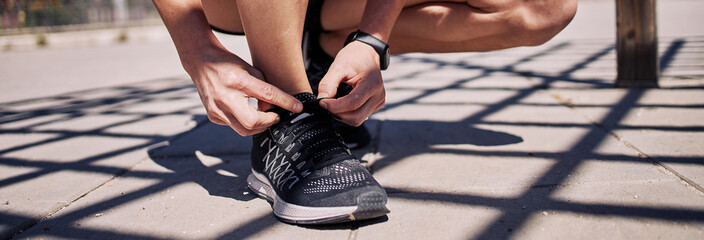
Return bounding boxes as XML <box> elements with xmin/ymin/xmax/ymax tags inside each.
<box><xmin>318</xmin><ymin>0</ymin><xmax>404</xmax><ymax>124</ymax></box>
<box><xmin>357</xmin><ymin>0</ymin><xmax>406</xmax><ymax>42</ymax></box>
<box><xmin>152</xmin><ymin>0</ymin><xmax>225</xmax><ymax>74</ymax></box>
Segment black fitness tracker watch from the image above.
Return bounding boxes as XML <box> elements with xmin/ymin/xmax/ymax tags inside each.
<box><xmin>343</xmin><ymin>30</ymin><xmax>390</xmax><ymax>70</ymax></box>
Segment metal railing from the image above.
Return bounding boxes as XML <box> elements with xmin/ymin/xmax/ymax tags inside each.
<box><xmin>1</xmin><ymin>0</ymin><xmax>159</xmax><ymax>35</ymax></box>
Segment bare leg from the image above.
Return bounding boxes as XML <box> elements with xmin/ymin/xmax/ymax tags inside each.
<box><xmin>201</xmin><ymin>0</ymin><xmax>577</xmax><ymax>55</ymax></box>
<box><xmin>319</xmin><ymin>0</ymin><xmax>578</xmax><ymax>54</ymax></box>
<box><xmin>202</xmin><ymin>0</ymin><xmax>243</xmax><ymax>34</ymax></box>
<box><xmin>227</xmin><ymin>0</ymin><xmax>311</xmax><ymax>95</ymax></box>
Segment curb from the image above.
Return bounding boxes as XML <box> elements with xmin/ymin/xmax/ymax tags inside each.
<box><xmin>0</xmin><ymin>23</ymin><xmax>171</xmax><ymax>51</ymax></box>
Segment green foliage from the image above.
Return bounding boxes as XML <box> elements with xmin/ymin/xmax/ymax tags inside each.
<box><xmin>116</xmin><ymin>30</ymin><xmax>128</xmax><ymax>43</ymax></box>
<box><xmin>35</xmin><ymin>33</ymin><xmax>47</xmax><ymax>46</ymax></box>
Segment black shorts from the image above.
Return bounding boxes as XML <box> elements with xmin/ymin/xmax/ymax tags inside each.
<box><xmin>209</xmin><ymin>0</ymin><xmax>325</xmax><ymax>36</ymax></box>
<box><xmin>209</xmin><ymin>25</ymin><xmax>245</xmax><ymax>36</ymax></box>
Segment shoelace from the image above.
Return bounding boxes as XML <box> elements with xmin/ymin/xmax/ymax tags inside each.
<box><xmin>267</xmin><ymin>100</ymin><xmax>352</xmax><ymax>170</ymax></box>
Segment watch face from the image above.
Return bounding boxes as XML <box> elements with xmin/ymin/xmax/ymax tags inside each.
<box><xmin>382</xmin><ymin>47</ymin><xmax>390</xmax><ymax>70</ymax></box>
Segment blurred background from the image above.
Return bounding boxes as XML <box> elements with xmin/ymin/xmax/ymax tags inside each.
<box><xmin>1</xmin><ymin>0</ymin><xmax>158</xmax><ymax>33</ymax></box>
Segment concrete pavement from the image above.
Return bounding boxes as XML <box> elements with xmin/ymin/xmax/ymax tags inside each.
<box><xmin>1</xmin><ymin>0</ymin><xmax>703</xmax><ymax>239</ymax></box>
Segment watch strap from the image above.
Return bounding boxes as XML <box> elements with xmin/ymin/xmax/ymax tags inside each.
<box><xmin>344</xmin><ymin>30</ymin><xmax>390</xmax><ymax>70</ymax></box>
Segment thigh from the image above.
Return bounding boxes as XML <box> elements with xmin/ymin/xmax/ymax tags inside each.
<box><xmin>202</xmin><ymin>0</ymin><xmax>244</xmax><ymax>34</ymax></box>
<box><xmin>319</xmin><ymin>0</ymin><xmax>519</xmax><ymax>31</ymax></box>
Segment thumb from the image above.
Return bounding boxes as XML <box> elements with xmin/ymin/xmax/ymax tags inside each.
<box><xmin>317</xmin><ymin>67</ymin><xmax>344</xmax><ymax>99</ymax></box>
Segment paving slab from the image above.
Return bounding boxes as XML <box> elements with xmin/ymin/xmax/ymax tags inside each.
<box><xmin>546</xmin><ymin>88</ymin><xmax>704</xmax><ymax>190</ymax></box>
<box><xmin>2</xmin><ymin>0</ymin><xmax>704</xmax><ymax>239</ymax></box>
<box><xmin>0</xmin><ymin>78</ymin><xmax>204</xmax><ymax>239</ymax></box>
<box><xmin>356</xmin><ymin>196</ymin><xmax>504</xmax><ymax>240</ymax></box>
<box><xmin>147</xmin><ymin>122</ymin><xmax>251</xmax><ymax>158</ymax></box>
<box><xmin>515</xmin><ymin>177</ymin><xmax>704</xmax><ymax>239</ymax></box>
<box><xmin>359</xmin><ymin>44</ymin><xmax>704</xmax><ymax>238</ymax></box>
<box><xmin>14</xmin><ymin>153</ymin><xmax>352</xmax><ymax>240</ymax></box>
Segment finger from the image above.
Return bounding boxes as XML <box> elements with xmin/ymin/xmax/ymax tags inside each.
<box><xmin>222</xmin><ymin>112</ymin><xmax>268</xmax><ymax>136</ymax></box>
<box><xmin>233</xmin><ymin>127</ymin><xmax>267</xmax><ymax>136</ymax></box>
<box><xmin>320</xmin><ymin>79</ymin><xmax>376</xmax><ymax>114</ymax></box>
<box><xmin>217</xmin><ymin>96</ymin><xmax>280</xmax><ymax>130</ymax></box>
<box><xmin>317</xmin><ymin>65</ymin><xmax>345</xmax><ymax>99</ymax></box>
<box><xmin>236</xmin><ymin>75</ymin><xmax>303</xmax><ymax>113</ymax></box>
<box><xmin>205</xmin><ymin>107</ymin><xmax>230</xmax><ymax>126</ymax></box>
<box><xmin>335</xmin><ymin>92</ymin><xmax>384</xmax><ymax>126</ymax></box>
<box><xmin>208</xmin><ymin>115</ymin><xmax>228</xmax><ymax>126</ymax></box>
<box><xmin>231</xmin><ymin>99</ymin><xmax>281</xmax><ymax>130</ymax></box>
<box><xmin>372</xmin><ymin>97</ymin><xmax>385</xmax><ymax>113</ymax></box>
<box><xmin>209</xmin><ymin>108</ymin><xmax>265</xmax><ymax>135</ymax></box>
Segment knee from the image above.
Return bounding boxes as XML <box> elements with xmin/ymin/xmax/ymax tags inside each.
<box><xmin>510</xmin><ymin>0</ymin><xmax>578</xmax><ymax>46</ymax></box>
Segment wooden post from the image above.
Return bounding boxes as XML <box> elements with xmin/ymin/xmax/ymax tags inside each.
<box><xmin>616</xmin><ymin>0</ymin><xmax>659</xmax><ymax>88</ymax></box>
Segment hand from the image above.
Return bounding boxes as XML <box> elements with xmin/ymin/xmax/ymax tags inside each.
<box><xmin>317</xmin><ymin>41</ymin><xmax>386</xmax><ymax>126</ymax></box>
<box><xmin>186</xmin><ymin>46</ymin><xmax>303</xmax><ymax>136</ymax></box>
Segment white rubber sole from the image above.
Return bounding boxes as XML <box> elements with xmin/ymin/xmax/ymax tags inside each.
<box><xmin>247</xmin><ymin>170</ymin><xmax>389</xmax><ymax>224</ymax></box>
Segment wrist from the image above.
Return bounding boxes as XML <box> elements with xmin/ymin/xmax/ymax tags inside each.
<box><xmin>348</xmin><ymin>41</ymin><xmax>381</xmax><ymax>66</ymax></box>
<box><xmin>180</xmin><ymin>42</ymin><xmax>225</xmax><ymax>75</ymax></box>
<box><xmin>344</xmin><ymin>30</ymin><xmax>390</xmax><ymax>70</ymax></box>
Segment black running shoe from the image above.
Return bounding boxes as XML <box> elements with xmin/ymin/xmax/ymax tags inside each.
<box><xmin>302</xmin><ymin>0</ymin><xmax>371</xmax><ymax>149</ymax></box>
<box><xmin>248</xmin><ymin>93</ymin><xmax>389</xmax><ymax>224</ymax></box>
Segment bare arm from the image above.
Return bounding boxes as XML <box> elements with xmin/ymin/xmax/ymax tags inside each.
<box><xmin>318</xmin><ymin>0</ymin><xmax>406</xmax><ymax>126</ymax></box>
<box><xmin>152</xmin><ymin>0</ymin><xmax>221</xmax><ymax>73</ymax></box>
<box><xmin>153</xmin><ymin>0</ymin><xmax>302</xmax><ymax>136</ymax></box>
<box><xmin>358</xmin><ymin>0</ymin><xmax>405</xmax><ymax>42</ymax></box>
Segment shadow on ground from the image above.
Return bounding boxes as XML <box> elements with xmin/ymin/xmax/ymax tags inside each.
<box><xmin>1</xmin><ymin>36</ymin><xmax>703</xmax><ymax>239</ymax></box>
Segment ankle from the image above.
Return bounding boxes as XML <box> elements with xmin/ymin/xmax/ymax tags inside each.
<box><xmin>266</xmin><ymin>77</ymin><xmax>313</xmax><ymax>95</ymax></box>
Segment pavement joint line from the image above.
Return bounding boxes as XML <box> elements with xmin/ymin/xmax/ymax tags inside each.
<box><xmin>7</xmin><ymin>154</ymin><xmax>154</xmax><ymax>240</ymax></box>
<box><xmin>2</xmin><ymin>115</ymin><xmax>240</xmax><ymax>238</ymax></box>
<box><xmin>521</xmin><ymin>75</ymin><xmax>704</xmax><ymax>193</ymax></box>
<box><xmin>8</xmin><ymin>172</ymin><xmax>198</xmax><ymax>240</ymax></box>
<box><xmin>347</xmin><ymin>222</ymin><xmax>360</xmax><ymax>240</ymax></box>
<box><xmin>454</xmin><ymin>74</ymin><xmax>646</xmax><ymax>238</ymax></box>
<box><xmin>0</xmin><ymin>137</ymin><xmax>168</xmax><ymax>191</ymax></box>
<box><xmin>2</xmin><ymin>80</ymin><xmax>216</xmax><ymax>239</ymax></box>
<box><xmin>546</xmin><ymin>90</ymin><xmax>704</xmax><ymax>196</ymax></box>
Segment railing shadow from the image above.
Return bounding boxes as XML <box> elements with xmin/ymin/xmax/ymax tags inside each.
<box><xmin>1</xmin><ymin>35</ymin><xmax>703</xmax><ymax>239</ymax></box>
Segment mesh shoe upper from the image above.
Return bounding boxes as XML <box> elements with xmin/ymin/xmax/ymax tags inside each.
<box><xmin>251</xmin><ymin>93</ymin><xmax>386</xmax><ymax>208</ymax></box>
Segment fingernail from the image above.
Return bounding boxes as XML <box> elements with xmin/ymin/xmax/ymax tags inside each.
<box><xmin>319</xmin><ymin>100</ymin><xmax>328</xmax><ymax>109</ymax></box>
<box><xmin>318</xmin><ymin>92</ymin><xmax>329</xmax><ymax>99</ymax></box>
<box><xmin>294</xmin><ymin>102</ymin><xmax>303</xmax><ymax>112</ymax></box>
